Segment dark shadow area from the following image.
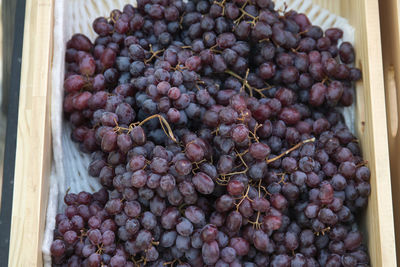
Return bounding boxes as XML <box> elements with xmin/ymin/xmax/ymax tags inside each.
<box><xmin>0</xmin><ymin>0</ymin><xmax>26</xmax><ymax>263</ymax></box>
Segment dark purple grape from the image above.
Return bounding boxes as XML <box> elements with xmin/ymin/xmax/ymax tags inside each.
<box><xmin>339</xmin><ymin>42</ymin><xmax>355</xmax><ymax>64</ymax></box>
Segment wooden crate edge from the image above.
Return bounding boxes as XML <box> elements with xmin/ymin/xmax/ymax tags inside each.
<box><xmin>8</xmin><ymin>0</ymin><xmax>54</xmax><ymax>266</ymax></box>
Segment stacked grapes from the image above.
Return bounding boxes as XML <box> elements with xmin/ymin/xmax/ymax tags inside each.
<box><xmin>52</xmin><ymin>0</ymin><xmax>371</xmax><ymax>266</ymax></box>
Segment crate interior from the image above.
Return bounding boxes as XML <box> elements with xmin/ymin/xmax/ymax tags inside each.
<box><xmin>7</xmin><ymin>0</ymin><xmax>397</xmax><ymax>266</ymax></box>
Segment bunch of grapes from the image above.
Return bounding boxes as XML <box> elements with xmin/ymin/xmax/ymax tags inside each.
<box><xmin>52</xmin><ymin>0</ymin><xmax>372</xmax><ymax>266</ymax></box>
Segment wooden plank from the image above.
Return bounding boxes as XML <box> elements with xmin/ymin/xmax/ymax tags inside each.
<box><xmin>8</xmin><ymin>0</ymin><xmax>53</xmax><ymax>266</ymax></box>
<box><xmin>356</xmin><ymin>0</ymin><xmax>397</xmax><ymax>265</ymax></box>
<box><xmin>304</xmin><ymin>1</ymin><xmax>397</xmax><ymax>265</ymax></box>
<box><xmin>336</xmin><ymin>1</ymin><xmax>397</xmax><ymax>266</ymax></box>
<box><xmin>378</xmin><ymin>0</ymin><xmax>400</xmax><ymax>265</ymax></box>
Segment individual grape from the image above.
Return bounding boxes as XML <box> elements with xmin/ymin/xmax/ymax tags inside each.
<box><xmin>192</xmin><ymin>172</ymin><xmax>214</xmax><ymax>195</ymax></box>
<box><xmin>174</xmin><ymin>159</ymin><xmax>191</xmax><ymax>176</ymax></box>
<box><xmin>68</xmin><ymin>33</ymin><xmax>93</xmax><ymax>51</ymax></box>
<box><xmin>63</xmin><ymin>230</ymin><xmax>78</xmax><ymax>245</ymax></box>
<box><xmin>160</xmin><ymin>230</ymin><xmax>177</xmax><ymax>248</ymax></box>
<box><xmin>227</xmin><ymin>180</ymin><xmax>245</xmax><ymax>196</ymax></box>
<box><xmin>218</xmin><ymin>246</ymin><xmax>235</xmax><ymax>263</ymax></box>
<box><xmin>160</xmin><ymin>174</ymin><xmax>176</xmax><ymax>192</ymax></box>
<box><xmin>339</xmin><ymin>42</ymin><xmax>355</xmax><ymax>64</ymax></box>
<box><xmin>251</xmin><ymin>197</ymin><xmax>270</xmax><ymax>212</ymax></box>
<box><xmin>253</xmin><ymin>230</ymin><xmax>272</xmax><ymax>252</ymax></box>
<box><xmin>105</xmin><ymin>199</ymin><xmax>123</xmax><ymax>215</ymax></box>
<box><xmin>130</xmin><ymin>169</ymin><xmax>147</xmax><ymax>188</ymax></box>
<box><xmin>88</xmin><ymin>229</ymin><xmax>102</xmax><ymax>245</ymax></box>
<box><xmin>102</xmin><ymin>230</ymin><xmax>115</xmax><ymax>246</ymax></box>
<box><xmin>339</xmin><ymin>161</ymin><xmax>356</xmax><ymax>179</ymax></box>
<box><xmin>88</xmin><ymin>253</ymin><xmax>102</xmax><ymax>266</ymax></box>
<box><xmin>279</xmin><ymin>107</ymin><xmax>301</xmax><ymax>125</ymax></box>
<box><xmin>215</xmin><ymin>194</ymin><xmax>235</xmax><ymax>213</ymax></box>
<box><xmin>282</xmin><ymin>157</ymin><xmax>298</xmax><ymax>173</ymax></box>
<box><xmin>285</xmin><ymin>231</ymin><xmax>299</xmax><ymax>250</ymax></box>
<box><xmin>64</xmin><ymin>75</ymin><xmax>87</xmax><ymax>93</ymax></box>
<box><xmin>176</xmin><ymin>235</ymin><xmax>191</xmax><ymax>252</ymax></box>
<box><xmin>101</xmin><ymin>47</ymin><xmax>117</xmax><ymax>69</ymax></box>
<box><xmin>202</xmin><ymin>241</ymin><xmax>220</xmax><ymax>265</ymax></box>
<box><xmin>110</xmin><ymin>255</ymin><xmax>127</xmax><ymax>267</ymax></box>
<box><xmin>318</xmin><ymin>208</ymin><xmax>338</xmax><ymax>226</ymax></box>
<box><xmin>124</xmin><ymin>201</ymin><xmax>141</xmax><ymax>218</ymax></box>
<box><xmin>249</xmin><ymin>142</ymin><xmax>271</xmax><ymax>160</ymax></box>
<box><xmin>185</xmin><ymin>142</ymin><xmax>205</xmax><ymax>162</ymax></box>
<box><xmin>325</xmin><ymin>28</ymin><xmax>343</xmax><ymax>42</ymax></box>
<box><xmin>185</xmin><ymin>206</ymin><xmax>205</xmax><ymax>225</ymax></box>
<box><xmin>344</xmin><ymin>231</ymin><xmax>363</xmax><ymax>251</ymax></box>
<box><xmin>129</xmin><ymin>44</ymin><xmax>145</xmax><ymax>61</ymax></box>
<box><xmin>161</xmin><ymin>207</ymin><xmax>180</xmax><ymax>230</ymax></box>
<box><xmin>226</xmin><ymin>210</ymin><xmax>242</xmax><ymax>232</ymax></box>
<box><xmin>51</xmin><ymin>240</ymin><xmax>66</xmax><ymax>257</ymax></box>
<box><xmin>326</xmin><ymin>81</ymin><xmax>344</xmax><ymax>105</ymax></box>
<box><xmin>341</xmin><ymin>254</ymin><xmax>357</xmax><ymax>267</ymax></box>
<box><xmin>185</xmin><ymin>56</ymin><xmax>202</xmax><ymax>71</ymax></box>
<box><xmin>150</xmin><ymin>157</ymin><xmax>169</xmax><ymax>174</ymax></box>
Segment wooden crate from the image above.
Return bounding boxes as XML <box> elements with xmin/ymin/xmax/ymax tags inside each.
<box><xmin>8</xmin><ymin>0</ymin><xmax>397</xmax><ymax>266</ymax></box>
<box><xmin>378</xmin><ymin>0</ymin><xmax>400</xmax><ymax>265</ymax></box>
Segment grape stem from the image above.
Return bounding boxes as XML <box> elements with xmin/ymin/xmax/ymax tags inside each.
<box><xmin>266</xmin><ymin>137</ymin><xmax>316</xmax><ymax>164</ymax></box>
<box><xmin>65</xmin><ymin>187</ymin><xmax>71</xmax><ymax>196</ymax></box>
<box><xmin>113</xmin><ymin>118</ymin><xmax>130</xmax><ymax>133</ymax></box>
<box><xmin>225</xmin><ymin>69</ymin><xmax>269</xmax><ymax>97</ymax></box>
<box><xmin>213</xmin><ymin>0</ymin><xmax>227</xmax><ymax>15</ymax></box>
<box><xmin>315</xmin><ymin>226</ymin><xmax>331</xmax><ymax>236</ymax></box>
<box><xmin>210</xmin><ymin>44</ymin><xmax>222</xmax><ymax>54</ymax></box>
<box><xmin>132</xmin><ymin>256</ymin><xmax>147</xmax><ymax>267</ymax></box>
<box><xmin>138</xmin><ymin>114</ymin><xmax>178</xmax><ymax>143</ymax></box>
<box><xmin>277</xmin><ymin>173</ymin><xmax>287</xmax><ymax>185</ymax></box>
<box><xmin>79</xmin><ymin>229</ymin><xmax>87</xmax><ymax>243</ymax></box>
<box><xmin>235</xmin><ymin>185</ymin><xmax>253</xmax><ymax>211</ymax></box>
<box><xmin>171</xmin><ymin>62</ymin><xmax>187</xmax><ymax>71</ymax></box>
<box><xmin>321</xmin><ymin>76</ymin><xmax>330</xmax><ymax>85</ymax></box>
<box><xmin>163</xmin><ymin>259</ymin><xmax>179</xmax><ymax>266</ymax></box>
<box><xmin>249</xmin><ymin>123</ymin><xmax>262</xmax><ymax>143</ymax></box>
<box><xmin>217</xmin><ymin>149</ymin><xmax>249</xmax><ymax>185</ymax></box>
<box><xmin>356</xmin><ymin>160</ymin><xmax>368</xmax><ymax>168</ymax></box>
<box><xmin>96</xmin><ymin>243</ymin><xmax>104</xmax><ymax>254</ymax></box>
<box><xmin>145</xmin><ymin>44</ymin><xmax>165</xmax><ymax>64</ymax></box>
<box><xmin>277</xmin><ymin>3</ymin><xmax>288</xmax><ymax>16</ymax></box>
<box><xmin>179</xmin><ymin>12</ymin><xmax>185</xmax><ymax>29</ymax></box>
<box><xmin>234</xmin><ymin>0</ymin><xmax>258</xmax><ymax>26</ymax></box>
<box><xmin>248</xmin><ymin>211</ymin><xmax>262</xmax><ymax>229</ymax></box>
<box><xmin>178</xmin><ymin>203</ymin><xmax>187</xmax><ymax>216</ymax></box>
<box><xmin>257</xmin><ymin>179</ymin><xmax>270</xmax><ymax>197</ymax></box>
<box><xmin>192</xmin><ymin>159</ymin><xmax>207</xmax><ymax>175</ymax></box>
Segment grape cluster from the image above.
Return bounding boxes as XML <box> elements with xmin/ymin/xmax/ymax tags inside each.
<box><xmin>52</xmin><ymin>0</ymin><xmax>371</xmax><ymax>266</ymax></box>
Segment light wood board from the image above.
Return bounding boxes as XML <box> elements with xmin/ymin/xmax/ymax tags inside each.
<box><xmin>8</xmin><ymin>0</ymin><xmax>54</xmax><ymax>266</ymax></box>
<box><xmin>378</xmin><ymin>0</ymin><xmax>400</xmax><ymax>265</ymax></box>
<box><xmin>315</xmin><ymin>1</ymin><xmax>397</xmax><ymax>265</ymax></box>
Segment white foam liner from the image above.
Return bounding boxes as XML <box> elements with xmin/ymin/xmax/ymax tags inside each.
<box><xmin>42</xmin><ymin>0</ymin><xmax>356</xmax><ymax>265</ymax></box>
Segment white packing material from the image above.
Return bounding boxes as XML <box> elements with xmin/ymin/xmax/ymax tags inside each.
<box><xmin>43</xmin><ymin>0</ymin><xmax>356</xmax><ymax>265</ymax></box>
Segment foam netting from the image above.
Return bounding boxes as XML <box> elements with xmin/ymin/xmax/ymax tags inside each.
<box><xmin>42</xmin><ymin>0</ymin><xmax>356</xmax><ymax>265</ymax></box>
